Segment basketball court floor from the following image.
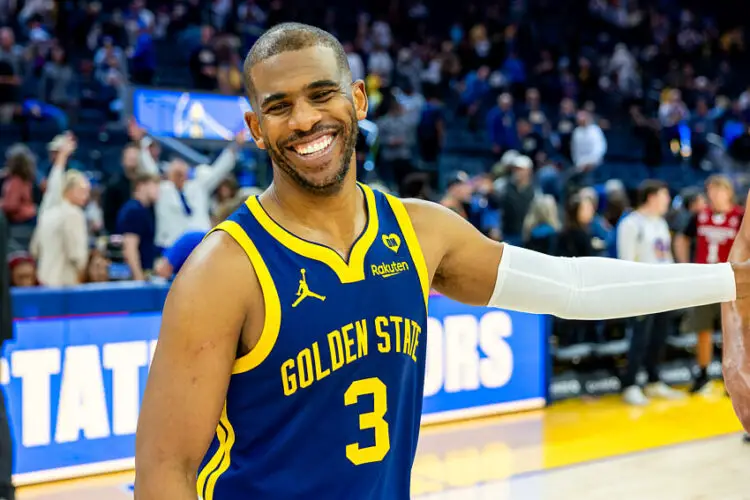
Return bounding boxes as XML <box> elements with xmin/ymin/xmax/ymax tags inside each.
<box><xmin>17</xmin><ymin>383</ymin><xmax>747</xmax><ymax>500</ymax></box>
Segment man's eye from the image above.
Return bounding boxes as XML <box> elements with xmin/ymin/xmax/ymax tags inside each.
<box><xmin>312</xmin><ymin>90</ymin><xmax>335</xmax><ymax>101</ymax></box>
<box><xmin>267</xmin><ymin>103</ymin><xmax>289</xmax><ymax>113</ymax></box>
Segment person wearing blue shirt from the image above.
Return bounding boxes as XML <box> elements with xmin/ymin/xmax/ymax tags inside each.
<box><xmin>117</xmin><ymin>173</ymin><xmax>160</xmax><ymax>280</ymax></box>
<box><xmin>154</xmin><ymin>197</ymin><xmax>246</xmax><ymax>279</ymax></box>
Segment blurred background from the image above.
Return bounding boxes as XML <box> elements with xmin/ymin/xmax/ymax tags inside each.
<box><xmin>3</xmin><ymin>0</ymin><xmax>750</xmax><ymax>414</ymax></box>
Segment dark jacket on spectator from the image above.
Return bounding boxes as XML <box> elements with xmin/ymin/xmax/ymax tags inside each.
<box><xmin>102</xmin><ymin>174</ymin><xmax>133</xmax><ymax>234</ymax></box>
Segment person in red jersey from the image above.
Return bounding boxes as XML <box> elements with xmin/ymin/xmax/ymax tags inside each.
<box><xmin>675</xmin><ymin>175</ymin><xmax>744</xmax><ymax>393</ymax></box>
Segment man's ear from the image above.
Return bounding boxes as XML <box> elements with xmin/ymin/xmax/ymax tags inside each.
<box><xmin>351</xmin><ymin>80</ymin><xmax>369</xmax><ymax>121</ymax></box>
<box><xmin>245</xmin><ymin>111</ymin><xmax>265</xmax><ymax>150</ymax></box>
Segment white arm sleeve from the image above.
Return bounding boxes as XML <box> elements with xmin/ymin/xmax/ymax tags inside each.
<box><xmin>489</xmin><ymin>244</ymin><xmax>736</xmax><ymax>320</ymax></box>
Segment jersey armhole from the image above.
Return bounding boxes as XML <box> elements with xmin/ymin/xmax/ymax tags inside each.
<box><xmin>207</xmin><ymin>220</ymin><xmax>282</xmax><ymax>374</ymax></box>
<box><xmin>383</xmin><ymin>194</ymin><xmax>430</xmax><ymax>311</ymax></box>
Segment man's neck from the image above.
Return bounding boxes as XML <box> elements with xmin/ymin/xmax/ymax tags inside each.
<box><xmin>261</xmin><ymin>164</ymin><xmax>363</xmax><ymax>247</ymax></box>
<box><xmin>713</xmin><ymin>204</ymin><xmax>733</xmax><ymax>214</ymax></box>
<box><xmin>133</xmin><ymin>193</ymin><xmax>150</xmax><ymax>206</ymax></box>
<box><xmin>637</xmin><ymin>205</ymin><xmax>658</xmax><ymax>217</ymax></box>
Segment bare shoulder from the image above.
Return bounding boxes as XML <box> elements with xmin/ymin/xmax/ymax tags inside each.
<box><xmin>399</xmin><ymin>197</ymin><xmax>473</xmax><ymax>279</ymax></box>
<box><xmin>166</xmin><ymin>229</ymin><xmax>261</xmax><ymax>336</ymax></box>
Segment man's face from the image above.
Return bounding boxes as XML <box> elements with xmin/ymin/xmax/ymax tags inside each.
<box><xmin>122</xmin><ymin>146</ymin><xmax>139</xmax><ymax>175</ymax></box>
<box><xmin>246</xmin><ymin>46</ymin><xmax>368</xmax><ymax>195</ymax></box>
<box><xmin>168</xmin><ymin>159</ymin><xmax>189</xmax><ymax>189</ymax></box>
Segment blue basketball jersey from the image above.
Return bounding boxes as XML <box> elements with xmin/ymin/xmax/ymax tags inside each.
<box><xmin>197</xmin><ymin>184</ymin><xmax>429</xmax><ymax>500</ymax></box>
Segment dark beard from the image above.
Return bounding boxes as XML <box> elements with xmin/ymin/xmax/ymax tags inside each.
<box><xmin>266</xmin><ymin>109</ymin><xmax>359</xmax><ymax>196</ymax></box>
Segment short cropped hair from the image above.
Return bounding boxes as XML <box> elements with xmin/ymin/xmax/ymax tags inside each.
<box><xmin>133</xmin><ymin>172</ymin><xmax>161</xmax><ymax>189</ymax></box>
<box><xmin>243</xmin><ymin>23</ymin><xmax>351</xmax><ymax>108</ymax></box>
<box><xmin>705</xmin><ymin>174</ymin><xmax>735</xmax><ymax>200</ymax></box>
<box><xmin>63</xmin><ymin>170</ymin><xmax>89</xmax><ymax>193</ymax></box>
<box><xmin>636</xmin><ymin>179</ymin><xmax>668</xmax><ymax>207</ymax></box>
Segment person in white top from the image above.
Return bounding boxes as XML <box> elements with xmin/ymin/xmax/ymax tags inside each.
<box><xmin>130</xmin><ymin>123</ymin><xmax>245</xmax><ymax>248</ymax></box>
<box><xmin>617</xmin><ymin>180</ymin><xmax>685</xmax><ymax>405</ymax></box>
<box><xmin>571</xmin><ymin>110</ymin><xmax>607</xmax><ymax>173</ymax></box>
<box><xmin>31</xmin><ymin>133</ymin><xmax>92</xmax><ymax>286</ymax></box>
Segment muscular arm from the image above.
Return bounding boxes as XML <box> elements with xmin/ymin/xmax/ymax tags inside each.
<box><xmin>405</xmin><ymin>199</ymin><xmax>741</xmax><ymax>320</ymax></box>
<box><xmin>135</xmin><ymin>232</ymin><xmax>257</xmax><ymax>500</ymax></box>
<box><xmin>723</xmin><ymin>193</ymin><xmax>750</xmax><ymax>431</ymax></box>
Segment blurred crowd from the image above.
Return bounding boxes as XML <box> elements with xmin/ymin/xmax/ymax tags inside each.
<box><xmin>4</xmin><ymin>0</ymin><xmax>750</xmax><ymax>403</ymax></box>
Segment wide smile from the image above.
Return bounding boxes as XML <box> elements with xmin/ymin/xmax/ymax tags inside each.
<box><xmin>286</xmin><ymin>132</ymin><xmax>339</xmax><ymax>165</ymax></box>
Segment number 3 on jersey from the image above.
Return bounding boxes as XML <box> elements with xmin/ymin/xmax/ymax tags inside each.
<box><xmin>344</xmin><ymin>377</ymin><xmax>390</xmax><ymax>465</ymax></box>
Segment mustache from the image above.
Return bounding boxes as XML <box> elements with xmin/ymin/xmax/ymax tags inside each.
<box><xmin>279</xmin><ymin>124</ymin><xmax>342</xmax><ymax>149</ymax></box>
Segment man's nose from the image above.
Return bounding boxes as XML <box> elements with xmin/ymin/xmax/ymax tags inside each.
<box><xmin>288</xmin><ymin>99</ymin><xmax>322</xmax><ymax>132</ymax></box>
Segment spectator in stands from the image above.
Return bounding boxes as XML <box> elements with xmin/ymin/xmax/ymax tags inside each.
<box><xmin>0</xmin><ymin>27</ymin><xmax>22</xmax><ymax>124</ymax></box>
<box><xmin>415</xmin><ymin>84</ymin><xmax>445</xmax><ymax>165</ymax></box>
<box><xmin>618</xmin><ymin>180</ymin><xmax>684</xmax><ymax>405</ymax></box>
<box><xmin>31</xmin><ymin>170</ymin><xmax>91</xmax><ymax>286</ymax></box>
<box><xmin>658</xmin><ymin>89</ymin><xmax>690</xmax><ymax>158</ymax></box>
<box><xmin>553</xmin><ymin>98</ymin><xmax>577</xmax><ymax>162</ymax></box>
<box><xmin>83</xmin><ymin>248</ymin><xmax>110</xmax><ymax>283</ymax></box>
<box><xmin>439</xmin><ymin>171</ymin><xmax>472</xmax><ymax>220</ymax></box>
<box><xmin>7</xmin><ymin>250</ymin><xmax>36</xmax><ymax>287</ymax></box>
<box><xmin>515</xmin><ymin>118</ymin><xmax>544</xmax><ymax>163</ymax></box>
<box><xmin>343</xmin><ymin>42</ymin><xmax>364</xmax><ymax>82</ymax></box>
<box><xmin>1</xmin><ymin>144</ymin><xmax>37</xmax><ymax>226</ymax></box>
<box><xmin>688</xmin><ymin>98</ymin><xmax>715</xmax><ymax>169</ymax></box>
<box><xmin>117</xmin><ymin>172</ymin><xmax>160</xmax><ymax>281</ymax></box>
<box><xmin>496</xmin><ymin>154</ymin><xmax>535</xmax><ymax>246</ymax></box>
<box><xmin>487</xmin><ymin>93</ymin><xmax>518</xmax><ymax>156</ymax></box>
<box><xmin>155</xmin><ymin>195</ymin><xmax>245</xmax><ymax>279</ymax></box>
<box><xmin>39</xmin><ymin>46</ymin><xmax>78</xmax><ymax>119</ymax></box>
<box><xmin>216</xmin><ymin>49</ymin><xmax>242</xmax><ymax>95</ymax></box>
<box><xmin>102</xmin><ymin>143</ymin><xmax>141</xmax><ymax>234</ymax></box>
<box><xmin>144</xmin><ymin>133</ymin><xmax>242</xmax><ymax>249</ymax></box>
<box><xmin>211</xmin><ymin>176</ymin><xmax>239</xmax><ymax>223</ymax></box>
<box><xmin>190</xmin><ymin>25</ymin><xmax>218</xmax><ymax>90</ymax></box>
<box><xmin>571</xmin><ymin>110</ymin><xmax>607</xmax><ymax>182</ymax></box>
<box><xmin>578</xmin><ymin>186</ymin><xmax>611</xmax><ymax>254</ymax></box>
<box><xmin>376</xmin><ymin>96</ymin><xmax>416</xmax><ymax>191</ymax></box>
<box><xmin>129</xmin><ymin>19</ymin><xmax>156</xmax><ymax>85</ymax></box>
<box><xmin>523</xmin><ymin>88</ymin><xmax>549</xmax><ymax>137</ymax></box>
<box><xmin>558</xmin><ymin>193</ymin><xmax>595</xmax><ymax>258</ymax></box>
<box><xmin>522</xmin><ymin>194</ymin><xmax>560</xmax><ymax>255</ymax></box>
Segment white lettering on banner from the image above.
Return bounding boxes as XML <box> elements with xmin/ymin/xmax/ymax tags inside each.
<box><xmin>424</xmin><ymin>312</ymin><xmax>515</xmax><ymax>396</ymax></box>
<box><xmin>55</xmin><ymin>346</ymin><xmax>110</xmax><ymax>443</ymax></box>
<box><xmin>478</xmin><ymin>312</ymin><xmax>513</xmax><ymax>388</ymax></box>
<box><xmin>444</xmin><ymin>315</ymin><xmax>481</xmax><ymax>393</ymax></box>
<box><xmin>423</xmin><ymin>318</ymin><xmax>443</xmax><ymax>397</ymax></box>
<box><xmin>12</xmin><ymin>349</ymin><xmax>60</xmax><ymax>447</ymax></box>
<box><xmin>104</xmin><ymin>342</ymin><xmax>148</xmax><ymax>436</ymax></box>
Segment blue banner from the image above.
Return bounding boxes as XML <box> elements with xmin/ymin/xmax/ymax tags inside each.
<box><xmin>7</xmin><ymin>285</ymin><xmax>547</xmax><ymax>484</ymax></box>
<box><xmin>130</xmin><ymin>87</ymin><xmax>251</xmax><ymax>141</ymax></box>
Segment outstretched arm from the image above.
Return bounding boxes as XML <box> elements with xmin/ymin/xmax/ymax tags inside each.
<box><xmin>405</xmin><ymin>199</ymin><xmax>747</xmax><ymax>320</ymax></box>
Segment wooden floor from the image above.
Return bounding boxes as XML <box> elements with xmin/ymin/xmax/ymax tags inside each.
<box><xmin>17</xmin><ymin>382</ymin><xmax>747</xmax><ymax>499</ymax></box>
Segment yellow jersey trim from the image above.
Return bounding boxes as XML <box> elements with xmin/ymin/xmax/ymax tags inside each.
<box><xmin>244</xmin><ymin>183</ymin><xmax>379</xmax><ymax>284</ymax></box>
<box><xmin>209</xmin><ymin>220</ymin><xmax>282</xmax><ymax>374</ymax></box>
<box><xmin>383</xmin><ymin>193</ymin><xmax>430</xmax><ymax>310</ymax></box>
<box><xmin>196</xmin><ymin>405</ymin><xmax>236</xmax><ymax>500</ymax></box>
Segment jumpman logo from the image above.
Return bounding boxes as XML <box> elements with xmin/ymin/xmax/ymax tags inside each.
<box><xmin>292</xmin><ymin>269</ymin><xmax>326</xmax><ymax>308</ymax></box>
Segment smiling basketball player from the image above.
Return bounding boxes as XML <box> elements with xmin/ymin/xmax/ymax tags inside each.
<box><xmin>135</xmin><ymin>23</ymin><xmax>750</xmax><ymax>500</ymax></box>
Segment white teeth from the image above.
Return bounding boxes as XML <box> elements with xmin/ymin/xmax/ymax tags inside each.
<box><xmin>294</xmin><ymin>134</ymin><xmax>333</xmax><ymax>155</ymax></box>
